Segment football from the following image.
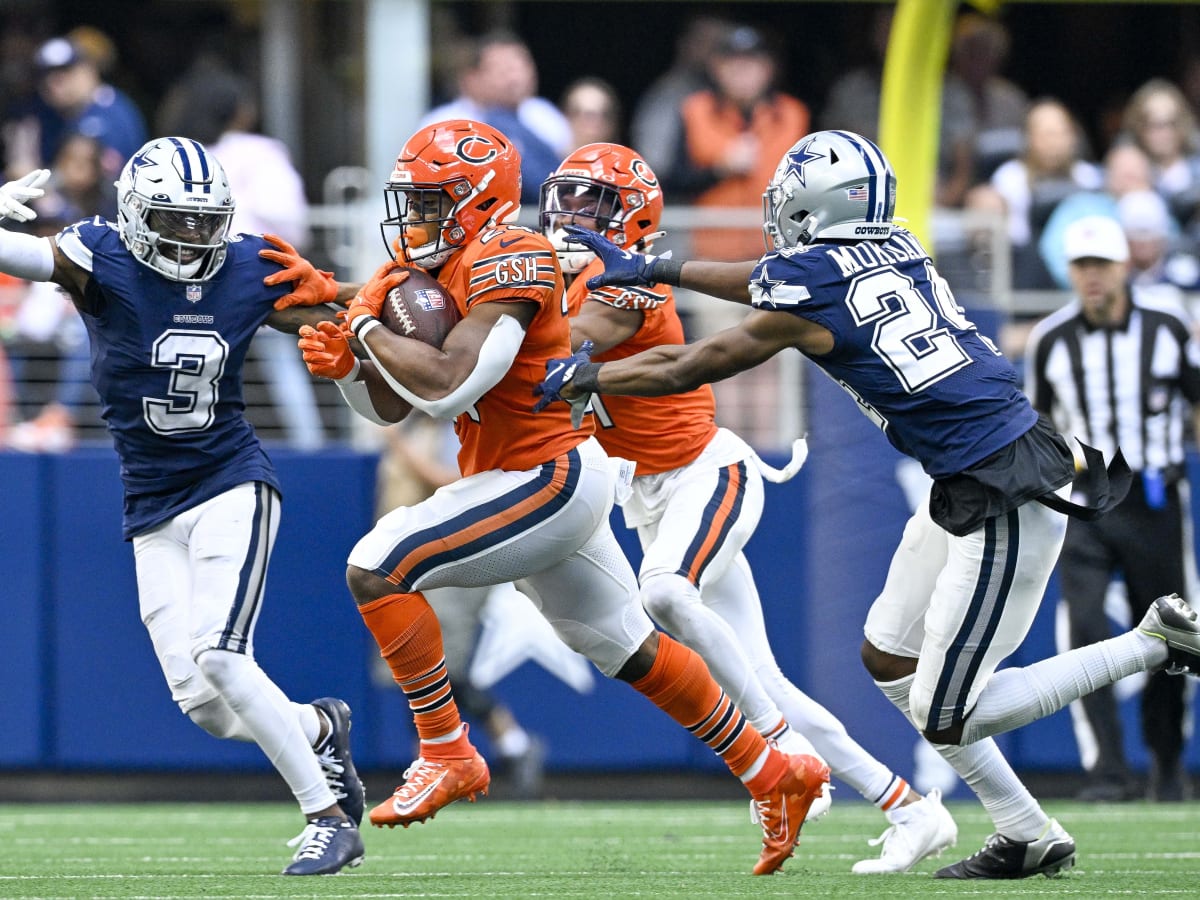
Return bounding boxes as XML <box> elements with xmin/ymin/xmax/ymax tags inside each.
<box><xmin>378</xmin><ymin>268</ymin><xmax>461</xmax><ymax>348</ymax></box>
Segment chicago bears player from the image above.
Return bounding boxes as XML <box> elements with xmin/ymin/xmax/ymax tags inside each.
<box><xmin>535</xmin><ymin>129</ymin><xmax>1200</xmax><ymax>879</ymax></box>
<box><xmin>294</xmin><ymin>118</ymin><xmax>830</xmax><ymax>875</ymax></box>
<box><xmin>539</xmin><ymin>141</ymin><xmax>959</xmax><ymax>873</ymax></box>
<box><xmin>0</xmin><ymin>138</ymin><xmax>364</xmax><ymax>876</ymax></box>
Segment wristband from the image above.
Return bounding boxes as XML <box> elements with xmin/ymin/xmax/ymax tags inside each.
<box><xmin>335</xmin><ymin>357</ymin><xmax>362</xmax><ymax>384</ymax></box>
<box><xmin>653</xmin><ymin>258</ymin><xmax>683</xmax><ymax>287</ymax></box>
<box><xmin>351</xmin><ymin>315</ymin><xmax>381</xmax><ymax>342</ymax></box>
<box><xmin>572</xmin><ymin>362</ymin><xmax>603</xmax><ymax>394</ymax></box>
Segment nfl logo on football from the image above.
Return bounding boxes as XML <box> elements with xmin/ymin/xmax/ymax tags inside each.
<box><xmin>413</xmin><ymin>289</ymin><xmax>445</xmax><ymax>312</ymax></box>
<box><xmin>186</xmin><ymin>284</ymin><xmax>202</xmax><ymax>303</ymax></box>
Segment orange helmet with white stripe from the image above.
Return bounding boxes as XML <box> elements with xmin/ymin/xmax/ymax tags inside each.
<box><xmin>538</xmin><ymin>142</ymin><xmax>664</xmax><ymax>274</ymax></box>
<box><xmin>382</xmin><ymin>119</ymin><xmax>522</xmax><ymax>269</ymax></box>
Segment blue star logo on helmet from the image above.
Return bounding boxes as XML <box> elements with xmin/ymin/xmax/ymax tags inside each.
<box><xmin>127</xmin><ymin>148</ymin><xmax>155</xmax><ymax>180</ymax></box>
<box><xmin>784</xmin><ymin>139</ymin><xmax>825</xmax><ymax>188</ymax></box>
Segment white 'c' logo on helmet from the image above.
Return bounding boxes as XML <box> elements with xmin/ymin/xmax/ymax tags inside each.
<box><xmin>630</xmin><ymin>158</ymin><xmax>658</xmax><ymax>187</ymax></box>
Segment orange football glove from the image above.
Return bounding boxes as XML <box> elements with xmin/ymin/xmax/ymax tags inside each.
<box><xmin>298</xmin><ymin>321</ymin><xmax>356</xmax><ymax>380</ymax></box>
<box><xmin>344</xmin><ymin>259</ymin><xmax>411</xmax><ymax>339</ymax></box>
<box><xmin>260</xmin><ymin>233</ymin><xmax>339</xmax><ymax>310</ymax></box>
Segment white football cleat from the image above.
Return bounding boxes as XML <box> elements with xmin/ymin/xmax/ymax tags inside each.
<box><xmin>852</xmin><ymin>787</ymin><xmax>958</xmax><ymax>874</ymax></box>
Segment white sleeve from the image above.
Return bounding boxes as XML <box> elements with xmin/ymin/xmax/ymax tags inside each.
<box><xmin>365</xmin><ymin>313</ymin><xmax>524</xmax><ymax>420</ymax></box>
<box><xmin>0</xmin><ymin>228</ymin><xmax>55</xmax><ymax>281</ymax></box>
<box><xmin>335</xmin><ymin>368</ymin><xmax>393</xmax><ymax>426</ymax></box>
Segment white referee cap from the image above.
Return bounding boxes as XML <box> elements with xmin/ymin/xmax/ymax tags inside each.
<box><xmin>1064</xmin><ymin>215</ymin><xmax>1129</xmax><ymax>263</ymax></box>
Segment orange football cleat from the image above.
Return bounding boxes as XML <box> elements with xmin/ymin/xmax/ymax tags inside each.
<box><xmin>751</xmin><ymin>753</ymin><xmax>831</xmax><ymax>876</ymax></box>
<box><xmin>369</xmin><ymin>750</ymin><xmax>491</xmax><ymax>828</ymax></box>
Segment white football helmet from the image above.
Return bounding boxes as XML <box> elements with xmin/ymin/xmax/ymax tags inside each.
<box><xmin>115</xmin><ymin>137</ymin><xmax>234</xmax><ymax>282</ymax></box>
<box><xmin>762</xmin><ymin>130</ymin><xmax>896</xmax><ymax>250</ymax></box>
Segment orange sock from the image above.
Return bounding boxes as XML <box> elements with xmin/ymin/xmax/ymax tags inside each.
<box><xmin>359</xmin><ymin>592</ymin><xmax>465</xmax><ymax>746</ymax></box>
<box><xmin>631</xmin><ymin>633</ymin><xmax>776</xmax><ymax>782</ymax></box>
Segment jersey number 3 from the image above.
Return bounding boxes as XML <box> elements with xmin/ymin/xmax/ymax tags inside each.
<box><xmin>143</xmin><ymin>330</ymin><xmax>229</xmax><ymax>434</ymax></box>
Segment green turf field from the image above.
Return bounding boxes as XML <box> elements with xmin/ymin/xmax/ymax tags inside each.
<box><xmin>1</xmin><ymin>799</ymin><xmax>1197</xmax><ymax>898</ymax></box>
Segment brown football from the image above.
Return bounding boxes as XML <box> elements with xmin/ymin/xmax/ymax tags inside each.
<box><xmin>378</xmin><ymin>268</ymin><xmax>461</xmax><ymax>348</ymax></box>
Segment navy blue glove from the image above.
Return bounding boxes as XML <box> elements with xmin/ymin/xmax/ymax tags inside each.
<box><xmin>533</xmin><ymin>339</ymin><xmax>594</xmax><ymax>426</ymax></box>
<box><xmin>563</xmin><ymin>225</ymin><xmax>677</xmax><ymax>290</ymax></box>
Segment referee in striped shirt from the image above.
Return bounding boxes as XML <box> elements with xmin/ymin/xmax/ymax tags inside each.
<box><xmin>1027</xmin><ymin>215</ymin><xmax>1200</xmax><ymax>803</ymax></box>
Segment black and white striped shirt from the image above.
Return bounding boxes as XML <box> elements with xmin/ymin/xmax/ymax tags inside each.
<box><xmin>1026</xmin><ymin>290</ymin><xmax>1200</xmax><ymax>476</ymax></box>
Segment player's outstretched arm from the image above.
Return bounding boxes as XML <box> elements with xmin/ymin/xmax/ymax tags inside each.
<box><xmin>0</xmin><ymin>170</ymin><xmax>89</xmax><ymax>298</ymax></box>
<box><xmin>563</xmin><ymin>224</ymin><xmax>757</xmax><ymax>304</ymax></box>
<box><xmin>259</xmin><ymin>233</ymin><xmax>361</xmax><ymax>310</ymax></box>
<box><xmin>537</xmin><ymin>309</ymin><xmax>801</xmax><ymax>409</ymax></box>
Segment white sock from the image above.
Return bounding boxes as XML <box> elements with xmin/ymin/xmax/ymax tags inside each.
<box><xmin>961</xmin><ymin>631</ymin><xmax>1161</xmax><ymax>744</ymax></box>
<box><xmin>423</xmin><ymin>724</ymin><xmax>464</xmax><ymax>745</ymax></box>
<box><xmin>301</xmin><ymin>703</ymin><xmax>324</xmax><ymax>747</ymax></box>
<box><xmin>196</xmin><ymin>649</ymin><xmax>334</xmax><ymax>815</ymax></box>
<box><xmin>739</xmin><ymin>746</ymin><xmax>771</xmax><ymax>784</ymax></box>
<box><xmin>876</xmin><ymin>674</ymin><xmax>1048</xmax><ymax>841</ymax></box>
<box><xmin>761</xmin><ymin>661</ymin><xmax>896</xmax><ymax>802</ymax></box>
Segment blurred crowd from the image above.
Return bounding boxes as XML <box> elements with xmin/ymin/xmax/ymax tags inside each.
<box><xmin>3</xmin><ymin>9</ymin><xmax>1200</xmax><ymax>449</ymax></box>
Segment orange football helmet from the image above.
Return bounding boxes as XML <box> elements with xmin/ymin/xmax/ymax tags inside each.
<box><xmin>382</xmin><ymin>119</ymin><xmax>522</xmax><ymax>269</ymax></box>
<box><xmin>538</xmin><ymin>142</ymin><xmax>664</xmax><ymax>274</ymax></box>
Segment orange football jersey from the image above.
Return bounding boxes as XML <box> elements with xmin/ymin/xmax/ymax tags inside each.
<box><xmin>437</xmin><ymin>224</ymin><xmax>590</xmax><ymax>475</ymax></box>
<box><xmin>567</xmin><ymin>258</ymin><xmax>718</xmax><ymax>475</ymax></box>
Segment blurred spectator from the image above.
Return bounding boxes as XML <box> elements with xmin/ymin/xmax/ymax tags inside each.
<box><xmin>36</xmin><ymin>132</ymin><xmax>117</xmax><ymax>223</ymax></box>
<box><xmin>1104</xmin><ymin>142</ymin><xmax>1156</xmax><ymax>199</ymax></box>
<box><xmin>560</xmin><ymin>76</ymin><xmax>622</xmax><ymax>151</ymax></box>
<box><xmin>818</xmin><ymin>7</ymin><xmax>985</xmax><ymax>208</ymax></box>
<box><xmin>818</xmin><ymin>6</ymin><xmax>893</xmax><ymax>141</ymax></box>
<box><xmin>1119</xmin><ymin>78</ymin><xmax>1200</xmax><ymax>241</ymax></box>
<box><xmin>158</xmin><ymin>61</ymin><xmax>326</xmax><ymax>450</ymax></box>
<box><xmin>679</xmin><ymin>25</ymin><xmax>809</xmax><ymax>260</ymax></box>
<box><xmin>942</xmin><ymin>13</ymin><xmax>1029</xmax><ymax>190</ymax></box>
<box><xmin>1118</xmin><ymin>188</ymin><xmax>1200</xmax><ymax>302</ymax></box>
<box><xmin>420</xmin><ymin>31</ymin><xmax>570</xmax><ymax>202</ymax></box>
<box><xmin>4</xmin><ymin>34</ymin><xmax>146</xmax><ymax>182</ymax></box>
<box><xmin>3</xmin><ymin>132</ymin><xmax>116</xmax><ymax>451</ymax></box>
<box><xmin>629</xmin><ymin>15</ymin><xmax>734</xmax><ymax>188</ymax></box>
<box><xmin>976</xmin><ymin>97</ymin><xmax>1103</xmax><ymax>288</ymax></box>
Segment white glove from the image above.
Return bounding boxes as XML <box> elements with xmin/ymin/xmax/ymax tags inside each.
<box><xmin>0</xmin><ymin>169</ymin><xmax>50</xmax><ymax>223</ymax></box>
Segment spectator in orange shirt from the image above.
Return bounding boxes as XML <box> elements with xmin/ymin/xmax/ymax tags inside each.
<box><xmin>678</xmin><ymin>26</ymin><xmax>809</xmax><ymax>259</ymax></box>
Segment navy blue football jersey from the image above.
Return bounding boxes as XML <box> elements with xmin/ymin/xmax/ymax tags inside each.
<box><xmin>750</xmin><ymin>229</ymin><xmax>1036</xmax><ymax>478</ymax></box>
<box><xmin>56</xmin><ymin>218</ymin><xmax>288</xmax><ymax>538</ymax></box>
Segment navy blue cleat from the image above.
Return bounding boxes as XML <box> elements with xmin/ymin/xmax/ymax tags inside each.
<box><xmin>283</xmin><ymin>816</ymin><xmax>365</xmax><ymax>875</ymax></box>
<box><xmin>312</xmin><ymin>697</ymin><xmax>366</xmax><ymax>826</ymax></box>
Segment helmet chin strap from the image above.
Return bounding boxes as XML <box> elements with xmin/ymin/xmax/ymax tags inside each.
<box><xmin>795</xmin><ymin>213</ymin><xmax>819</xmax><ymax>245</ymax></box>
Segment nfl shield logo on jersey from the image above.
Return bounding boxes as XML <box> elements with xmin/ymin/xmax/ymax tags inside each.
<box><xmin>186</xmin><ymin>284</ymin><xmax>203</xmax><ymax>303</ymax></box>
